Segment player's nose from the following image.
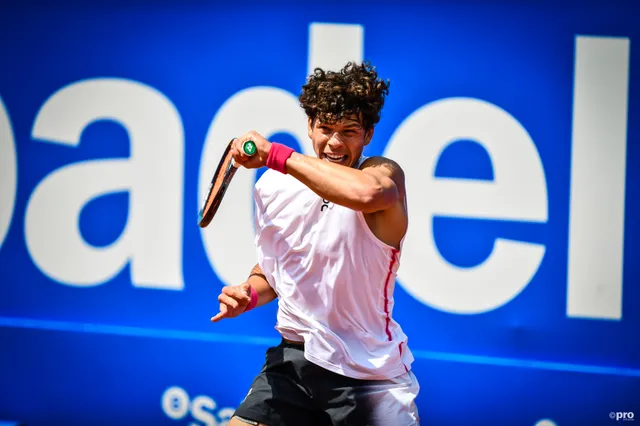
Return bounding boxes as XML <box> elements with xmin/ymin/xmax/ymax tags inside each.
<box><xmin>327</xmin><ymin>133</ymin><xmax>344</xmax><ymax>148</ymax></box>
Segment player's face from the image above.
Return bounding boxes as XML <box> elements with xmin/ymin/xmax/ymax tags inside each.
<box><xmin>308</xmin><ymin>116</ymin><xmax>373</xmax><ymax>168</ymax></box>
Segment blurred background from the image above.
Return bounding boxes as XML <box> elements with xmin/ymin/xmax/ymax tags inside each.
<box><xmin>1</xmin><ymin>0</ymin><xmax>638</xmax><ymax>425</ymax></box>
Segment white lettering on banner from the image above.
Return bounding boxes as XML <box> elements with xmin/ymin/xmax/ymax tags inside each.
<box><xmin>0</xmin><ymin>96</ymin><xmax>17</xmax><ymax>250</ymax></box>
<box><xmin>567</xmin><ymin>36</ymin><xmax>630</xmax><ymax>320</ymax></box>
<box><xmin>161</xmin><ymin>386</ymin><xmax>235</xmax><ymax>426</ymax></box>
<box><xmin>198</xmin><ymin>87</ymin><xmax>311</xmax><ymax>286</ymax></box>
<box><xmin>385</xmin><ymin>98</ymin><xmax>548</xmax><ymax>314</ymax></box>
<box><xmin>162</xmin><ymin>386</ymin><xmax>190</xmax><ymax>420</ymax></box>
<box><xmin>191</xmin><ymin>395</ymin><xmax>217</xmax><ymax>426</ymax></box>
<box><xmin>26</xmin><ymin>79</ymin><xmax>185</xmax><ymax>289</ymax></box>
<box><xmin>308</xmin><ymin>23</ymin><xmax>363</xmax><ymax>74</ymax></box>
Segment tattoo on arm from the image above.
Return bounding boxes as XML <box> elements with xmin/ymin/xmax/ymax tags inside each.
<box><xmin>248</xmin><ymin>264</ymin><xmax>267</xmax><ymax>282</ymax></box>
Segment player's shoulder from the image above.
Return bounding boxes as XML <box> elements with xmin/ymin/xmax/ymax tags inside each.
<box><xmin>359</xmin><ymin>156</ymin><xmax>405</xmax><ymax>176</ymax></box>
<box><xmin>360</xmin><ymin>156</ymin><xmax>406</xmax><ymax>194</ymax></box>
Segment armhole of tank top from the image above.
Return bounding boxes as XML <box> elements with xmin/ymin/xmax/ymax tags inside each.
<box><xmin>355</xmin><ymin>210</ymin><xmax>402</xmax><ymax>252</ymax></box>
<box><xmin>355</xmin><ymin>155</ymin><xmax>406</xmax><ymax>251</ymax></box>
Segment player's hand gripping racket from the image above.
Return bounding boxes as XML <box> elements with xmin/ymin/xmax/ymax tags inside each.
<box><xmin>198</xmin><ymin>139</ymin><xmax>257</xmax><ymax>228</ymax></box>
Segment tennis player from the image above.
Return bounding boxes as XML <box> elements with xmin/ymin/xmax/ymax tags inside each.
<box><xmin>212</xmin><ymin>61</ymin><xmax>420</xmax><ymax>426</ymax></box>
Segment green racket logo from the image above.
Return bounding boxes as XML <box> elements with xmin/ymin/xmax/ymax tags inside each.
<box><xmin>243</xmin><ymin>140</ymin><xmax>257</xmax><ymax>156</ymax></box>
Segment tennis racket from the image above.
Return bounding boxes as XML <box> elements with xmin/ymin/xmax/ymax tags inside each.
<box><xmin>198</xmin><ymin>138</ymin><xmax>257</xmax><ymax>228</ymax></box>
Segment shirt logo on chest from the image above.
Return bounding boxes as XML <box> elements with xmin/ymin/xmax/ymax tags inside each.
<box><xmin>320</xmin><ymin>199</ymin><xmax>334</xmax><ymax>211</ymax></box>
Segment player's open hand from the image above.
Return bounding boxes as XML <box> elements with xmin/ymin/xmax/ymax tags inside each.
<box><xmin>231</xmin><ymin>131</ymin><xmax>271</xmax><ymax>169</ymax></box>
<box><xmin>211</xmin><ymin>282</ymin><xmax>252</xmax><ymax>322</ymax></box>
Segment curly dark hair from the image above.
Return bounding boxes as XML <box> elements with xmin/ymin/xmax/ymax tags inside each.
<box><xmin>299</xmin><ymin>61</ymin><xmax>390</xmax><ymax>130</ymax></box>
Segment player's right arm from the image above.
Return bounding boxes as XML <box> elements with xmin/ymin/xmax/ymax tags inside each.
<box><xmin>210</xmin><ymin>264</ymin><xmax>277</xmax><ymax>322</ymax></box>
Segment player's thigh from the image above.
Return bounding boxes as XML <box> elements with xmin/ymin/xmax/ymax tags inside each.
<box><xmin>325</xmin><ymin>370</ymin><xmax>421</xmax><ymax>426</ymax></box>
<box><xmin>233</xmin><ymin>340</ymin><xmax>329</xmax><ymax>426</ymax></box>
<box><xmin>228</xmin><ymin>417</ymin><xmax>268</xmax><ymax>426</ymax></box>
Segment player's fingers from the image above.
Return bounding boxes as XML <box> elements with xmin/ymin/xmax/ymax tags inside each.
<box><xmin>232</xmin><ymin>150</ymin><xmax>250</xmax><ymax>169</ymax></box>
<box><xmin>218</xmin><ymin>293</ymin><xmax>240</xmax><ymax>310</ymax></box>
<box><xmin>246</xmin><ymin>130</ymin><xmax>264</xmax><ymax>145</ymax></box>
<box><xmin>233</xmin><ymin>137</ymin><xmax>250</xmax><ymax>160</ymax></box>
<box><xmin>210</xmin><ymin>303</ymin><xmax>228</xmax><ymax>322</ymax></box>
<box><xmin>210</xmin><ymin>312</ymin><xmax>225</xmax><ymax>322</ymax></box>
<box><xmin>223</xmin><ymin>285</ymin><xmax>251</xmax><ymax>302</ymax></box>
<box><xmin>230</xmin><ymin>145</ymin><xmax>243</xmax><ymax>162</ymax></box>
<box><xmin>239</xmin><ymin>282</ymin><xmax>254</xmax><ymax>300</ymax></box>
<box><xmin>221</xmin><ymin>285</ymin><xmax>235</xmax><ymax>296</ymax></box>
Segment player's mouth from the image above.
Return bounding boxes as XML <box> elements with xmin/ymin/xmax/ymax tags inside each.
<box><xmin>323</xmin><ymin>153</ymin><xmax>348</xmax><ymax>164</ymax></box>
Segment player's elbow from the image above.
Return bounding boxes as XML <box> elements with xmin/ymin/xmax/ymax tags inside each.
<box><xmin>357</xmin><ymin>179</ymin><xmax>399</xmax><ymax>213</ymax></box>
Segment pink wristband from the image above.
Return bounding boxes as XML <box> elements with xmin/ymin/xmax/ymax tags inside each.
<box><xmin>266</xmin><ymin>143</ymin><xmax>295</xmax><ymax>174</ymax></box>
<box><xmin>244</xmin><ymin>285</ymin><xmax>259</xmax><ymax>313</ymax></box>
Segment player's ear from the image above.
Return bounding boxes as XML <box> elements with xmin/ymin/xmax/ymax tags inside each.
<box><xmin>307</xmin><ymin>117</ymin><xmax>314</xmax><ymax>138</ymax></box>
<box><xmin>364</xmin><ymin>127</ymin><xmax>374</xmax><ymax>146</ymax></box>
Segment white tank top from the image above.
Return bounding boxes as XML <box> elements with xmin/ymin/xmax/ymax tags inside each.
<box><xmin>253</xmin><ymin>159</ymin><xmax>414</xmax><ymax>380</ymax></box>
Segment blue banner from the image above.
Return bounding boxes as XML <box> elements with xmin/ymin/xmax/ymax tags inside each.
<box><xmin>1</xmin><ymin>1</ymin><xmax>638</xmax><ymax>425</ymax></box>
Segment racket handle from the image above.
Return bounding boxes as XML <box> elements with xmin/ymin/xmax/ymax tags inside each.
<box><xmin>231</xmin><ymin>139</ymin><xmax>257</xmax><ymax>168</ymax></box>
<box><xmin>243</xmin><ymin>140</ymin><xmax>257</xmax><ymax>156</ymax></box>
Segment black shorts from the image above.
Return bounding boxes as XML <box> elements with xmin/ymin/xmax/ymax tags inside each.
<box><xmin>233</xmin><ymin>339</ymin><xmax>420</xmax><ymax>426</ymax></box>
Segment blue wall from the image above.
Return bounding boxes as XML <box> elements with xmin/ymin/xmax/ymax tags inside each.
<box><xmin>0</xmin><ymin>1</ymin><xmax>638</xmax><ymax>425</ymax></box>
